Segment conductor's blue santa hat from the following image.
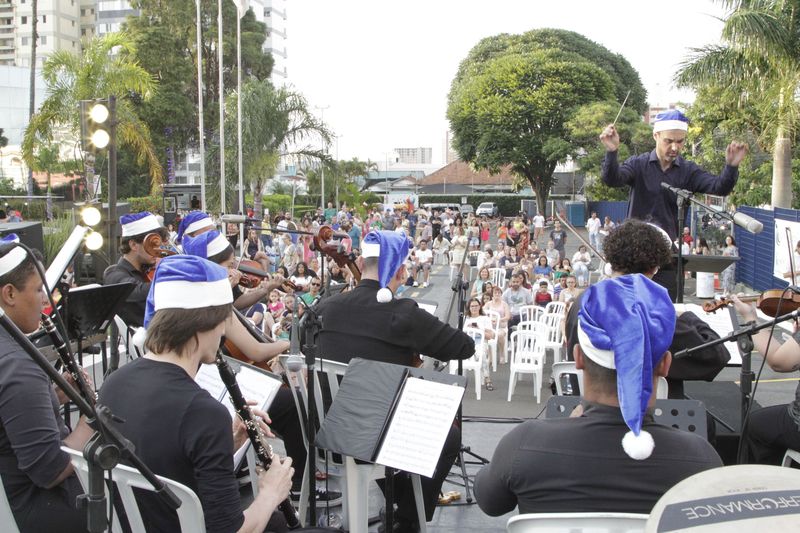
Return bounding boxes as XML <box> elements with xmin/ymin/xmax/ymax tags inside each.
<box><xmin>120</xmin><ymin>212</ymin><xmax>161</xmax><ymax>238</ymax></box>
<box><xmin>0</xmin><ymin>234</ymin><xmax>25</xmax><ymax>277</ymax></box>
<box><xmin>182</xmin><ymin>230</ymin><xmax>230</xmax><ymax>260</ymax></box>
<box><xmin>577</xmin><ymin>274</ymin><xmax>676</xmax><ymax>460</ymax></box>
<box><xmin>176</xmin><ymin>211</ymin><xmax>214</xmax><ymax>244</ymax></box>
<box><xmin>361</xmin><ymin>230</ymin><xmax>413</xmax><ymax>303</ymax></box>
<box><xmin>653</xmin><ymin>109</ymin><xmax>689</xmax><ymax>133</ymax></box>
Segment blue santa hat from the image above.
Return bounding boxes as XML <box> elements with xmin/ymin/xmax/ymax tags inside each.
<box><xmin>0</xmin><ymin>234</ymin><xmax>26</xmax><ymax>277</ymax></box>
<box><xmin>120</xmin><ymin>212</ymin><xmax>162</xmax><ymax>238</ymax></box>
<box><xmin>653</xmin><ymin>109</ymin><xmax>689</xmax><ymax>133</ymax></box>
<box><xmin>176</xmin><ymin>211</ymin><xmax>215</xmax><ymax>244</ymax></box>
<box><xmin>142</xmin><ymin>255</ymin><xmax>232</xmax><ymax>329</ymax></box>
<box><xmin>362</xmin><ymin>230</ymin><xmax>413</xmax><ymax>302</ymax></box>
<box><xmin>182</xmin><ymin>230</ymin><xmax>231</xmax><ymax>260</ymax></box>
<box><xmin>577</xmin><ymin>274</ymin><xmax>676</xmax><ymax>460</ymax></box>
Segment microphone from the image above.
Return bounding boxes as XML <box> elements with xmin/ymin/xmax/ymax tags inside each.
<box><xmin>660</xmin><ymin>182</ymin><xmax>692</xmax><ymax>197</ymax></box>
<box><xmin>731</xmin><ymin>211</ymin><xmax>764</xmax><ymax>234</ymax></box>
<box><xmin>220</xmin><ymin>214</ymin><xmax>261</xmax><ymax>224</ymax></box>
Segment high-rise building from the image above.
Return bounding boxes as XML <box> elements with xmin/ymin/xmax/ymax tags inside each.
<box><xmin>95</xmin><ymin>0</ymin><xmax>136</xmax><ymax>36</ymax></box>
<box><xmin>393</xmin><ymin>147</ymin><xmax>432</xmax><ymax>165</ymax></box>
<box><xmin>3</xmin><ymin>0</ymin><xmax>84</xmax><ymax>68</ymax></box>
<box><xmin>252</xmin><ymin>0</ymin><xmax>287</xmax><ymax>79</ymax></box>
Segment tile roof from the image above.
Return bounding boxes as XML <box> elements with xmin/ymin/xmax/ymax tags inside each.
<box><xmin>419</xmin><ymin>160</ymin><xmax>515</xmax><ymax>186</ymax></box>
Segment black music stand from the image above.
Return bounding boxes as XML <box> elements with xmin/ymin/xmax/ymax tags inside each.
<box><xmin>62</xmin><ymin>283</ymin><xmax>134</xmax><ymax>374</ymax></box>
<box><xmin>674</xmin><ymin>254</ymin><xmax>739</xmax><ymax>275</ymax></box>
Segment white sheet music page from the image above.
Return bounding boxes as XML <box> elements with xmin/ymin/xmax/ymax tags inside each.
<box><xmin>675</xmin><ymin>303</ymin><xmax>741</xmax><ymax>365</ymax></box>
<box><xmin>195</xmin><ymin>363</ymin><xmax>228</xmax><ymax>405</ymax></box>
<box><xmin>375</xmin><ymin>377</ymin><xmax>464</xmax><ymax>477</ymax></box>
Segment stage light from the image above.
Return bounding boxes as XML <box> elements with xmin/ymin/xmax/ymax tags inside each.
<box><xmin>89</xmin><ymin>103</ymin><xmax>109</xmax><ymax>124</ymax></box>
<box><xmin>80</xmin><ymin>99</ymin><xmax>111</xmax><ymax>151</ymax></box>
<box><xmin>85</xmin><ymin>230</ymin><xmax>104</xmax><ymax>251</ymax></box>
<box><xmin>91</xmin><ymin>129</ymin><xmax>110</xmax><ymax>149</ymax></box>
<box><xmin>81</xmin><ymin>206</ymin><xmax>101</xmax><ymax>227</ymax></box>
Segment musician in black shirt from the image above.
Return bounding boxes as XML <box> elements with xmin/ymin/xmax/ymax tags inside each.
<box><xmin>0</xmin><ymin>236</ymin><xmax>93</xmax><ymax>532</ymax></box>
<box><xmin>318</xmin><ymin>230</ymin><xmax>474</xmax><ymax>531</ymax></box>
<box><xmin>99</xmin><ymin>255</ymin><xmax>294</xmax><ymax>532</ymax></box>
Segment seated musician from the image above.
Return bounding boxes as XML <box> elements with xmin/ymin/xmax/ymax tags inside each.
<box><xmin>98</xmin><ymin>255</ymin><xmax>294</xmax><ymax>532</ymax></box>
<box><xmin>182</xmin><ymin>231</ymin><xmax>339</xmax><ymax>504</ymax></box>
<box><xmin>475</xmin><ymin>275</ymin><xmax>722</xmax><ymax>515</ymax></box>
<box><xmin>103</xmin><ymin>212</ymin><xmax>167</xmax><ymax>328</ymax></box>
<box><xmin>318</xmin><ymin>230</ymin><xmax>475</xmax><ymax>532</ymax></box>
<box><xmin>0</xmin><ymin>234</ymin><xmax>94</xmax><ymax>531</ymax></box>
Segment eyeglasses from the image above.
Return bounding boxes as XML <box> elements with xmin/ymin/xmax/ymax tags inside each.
<box><xmin>310</xmin><ymin>282</ymin><xmax>321</xmax><ymax>287</ymax></box>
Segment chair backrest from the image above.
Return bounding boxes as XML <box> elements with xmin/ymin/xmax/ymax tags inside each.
<box><xmin>510</xmin><ymin>327</ymin><xmax>546</xmax><ymax>366</ymax></box>
<box><xmin>552</xmin><ymin>361</ymin><xmax>583</xmax><ymax>395</ymax></box>
<box><xmin>545</xmin><ymin>301</ymin><xmax>567</xmax><ymax>315</ymax></box>
<box><xmin>489</xmin><ymin>267</ymin><xmax>507</xmax><ymax>289</ymax></box>
<box><xmin>540</xmin><ymin>312</ymin><xmax>564</xmax><ymax>343</ymax></box>
<box><xmin>63</xmin><ymin>446</ymin><xmax>205</xmax><ymax>533</ymax></box>
<box><xmin>0</xmin><ymin>474</ymin><xmax>19</xmax><ymax>533</ymax></box>
<box><xmin>484</xmin><ymin>309</ymin><xmax>502</xmax><ymax>334</ymax></box>
<box><xmin>507</xmin><ymin>512</ymin><xmax>648</xmax><ymax>533</ymax></box>
<box><xmin>462</xmin><ymin>326</ymin><xmax>486</xmax><ymax>364</ymax></box>
<box><xmin>519</xmin><ymin>305</ymin><xmax>542</xmax><ymax>323</ymax></box>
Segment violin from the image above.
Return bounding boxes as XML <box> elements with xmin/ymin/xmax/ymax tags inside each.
<box><xmin>702</xmin><ymin>290</ymin><xmax>800</xmax><ymax>317</ymax></box>
<box><xmin>311</xmin><ymin>225</ymin><xmax>361</xmax><ymax>283</ymax></box>
<box><xmin>235</xmin><ymin>258</ymin><xmax>298</xmax><ymax>291</ymax></box>
<box><xmin>142</xmin><ymin>232</ymin><xmax>178</xmax><ymax>281</ymax></box>
<box><xmin>222</xmin><ymin>308</ymin><xmax>274</xmax><ymax>371</ymax></box>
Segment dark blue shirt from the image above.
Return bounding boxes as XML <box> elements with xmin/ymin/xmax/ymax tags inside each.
<box><xmin>601</xmin><ymin>150</ymin><xmax>738</xmax><ymax>240</ymax></box>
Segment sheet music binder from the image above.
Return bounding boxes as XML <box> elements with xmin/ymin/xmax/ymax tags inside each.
<box><xmin>315</xmin><ymin>358</ymin><xmax>466</xmax><ymax>477</ymax></box>
<box><xmin>63</xmin><ymin>282</ymin><xmax>135</xmax><ymax>339</ymax></box>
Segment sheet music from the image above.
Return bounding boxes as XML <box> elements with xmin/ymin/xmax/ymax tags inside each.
<box><xmin>375</xmin><ymin>376</ymin><xmax>464</xmax><ymax>477</ymax></box>
<box><xmin>195</xmin><ymin>363</ymin><xmax>228</xmax><ymax>404</ymax></box>
<box><xmin>674</xmin><ymin>303</ymin><xmax>741</xmax><ymax>365</ymax></box>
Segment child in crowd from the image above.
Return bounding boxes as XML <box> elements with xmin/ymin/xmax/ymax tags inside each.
<box><xmin>534</xmin><ymin>280</ymin><xmax>552</xmax><ymax>308</ymax></box>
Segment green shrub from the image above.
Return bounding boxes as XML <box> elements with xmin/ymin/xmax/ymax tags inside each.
<box><xmin>127</xmin><ymin>195</ymin><xmax>161</xmax><ymax>214</ymax></box>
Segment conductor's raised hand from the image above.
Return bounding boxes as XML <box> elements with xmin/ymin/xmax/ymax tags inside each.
<box><xmin>599</xmin><ymin>124</ymin><xmax>620</xmax><ymax>152</ymax></box>
<box><xmin>725</xmin><ymin>141</ymin><xmax>749</xmax><ymax>167</ymax></box>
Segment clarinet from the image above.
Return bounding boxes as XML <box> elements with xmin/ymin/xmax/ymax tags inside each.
<box><xmin>214</xmin><ymin>351</ymin><xmax>301</xmax><ymax>529</ymax></box>
<box><xmin>41</xmin><ymin>313</ymin><xmax>97</xmax><ymax>405</ymax></box>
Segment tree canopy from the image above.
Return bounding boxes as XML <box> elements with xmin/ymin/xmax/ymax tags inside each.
<box><xmin>447</xmin><ymin>29</ymin><xmax>645</xmax><ymax>213</ymax></box>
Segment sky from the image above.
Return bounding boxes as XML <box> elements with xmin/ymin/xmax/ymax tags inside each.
<box><xmin>284</xmin><ymin>0</ymin><xmax>727</xmax><ymax>167</ymax></box>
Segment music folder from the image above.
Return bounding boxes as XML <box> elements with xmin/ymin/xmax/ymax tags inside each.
<box><xmin>315</xmin><ymin>358</ymin><xmax>467</xmax><ymax>478</ymax></box>
<box><xmin>62</xmin><ymin>282</ymin><xmax>135</xmax><ymax>339</ymax></box>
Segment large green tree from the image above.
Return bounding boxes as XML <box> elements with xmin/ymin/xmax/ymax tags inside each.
<box><xmin>210</xmin><ymin>78</ymin><xmax>330</xmax><ymax>215</ymax></box>
<box><xmin>22</xmin><ymin>32</ymin><xmax>162</xmax><ymax>193</ymax></box>
<box><xmin>448</xmin><ymin>29</ymin><xmax>646</xmax><ymax>214</ymax></box>
<box><xmin>126</xmin><ymin>0</ymin><xmax>273</xmax><ymax>181</ymax></box>
<box><xmin>675</xmin><ymin>0</ymin><xmax>800</xmax><ymax>208</ymax></box>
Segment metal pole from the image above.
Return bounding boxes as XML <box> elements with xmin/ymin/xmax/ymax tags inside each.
<box><xmin>108</xmin><ymin>96</ymin><xmax>118</xmax><ymax>266</ymax></box>
<box><xmin>218</xmin><ymin>0</ymin><xmax>226</xmax><ymax>214</ymax></box>
<box><xmin>196</xmin><ymin>0</ymin><xmax>206</xmax><ymax>210</ymax></box>
<box><xmin>315</xmin><ymin>105</ymin><xmax>328</xmax><ymax>210</ymax></box>
<box><xmin>237</xmin><ymin>12</ymin><xmax>244</xmax><ymax>251</ymax></box>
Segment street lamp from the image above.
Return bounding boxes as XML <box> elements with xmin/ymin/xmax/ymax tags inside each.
<box><xmin>314</xmin><ymin>105</ymin><xmax>329</xmax><ymax>210</ymax></box>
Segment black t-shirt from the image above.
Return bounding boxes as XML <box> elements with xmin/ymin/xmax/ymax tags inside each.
<box><xmin>103</xmin><ymin>257</ymin><xmax>150</xmax><ymax>328</ymax></box>
<box><xmin>99</xmin><ymin>358</ymin><xmax>244</xmax><ymax>533</ymax></box>
<box><xmin>0</xmin><ymin>328</ymin><xmax>85</xmax><ymax>530</ymax></box>
<box><xmin>317</xmin><ymin>279</ymin><xmax>474</xmax><ymax>366</ymax></box>
<box><xmin>474</xmin><ymin>402</ymin><xmax>722</xmax><ymax>516</ymax></box>
<box><xmin>431</xmin><ymin>219</ymin><xmax>442</xmax><ymax>240</ymax></box>
<box><xmin>550</xmin><ymin>229</ymin><xmax>567</xmax><ymax>251</ymax></box>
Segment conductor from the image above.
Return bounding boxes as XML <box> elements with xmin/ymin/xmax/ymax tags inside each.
<box><xmin>599</xmin><ymin>109</ymin><xmax>748</xmax><ymax>296</ymax></box>
<box><xmin>317</xmin><ymin>230</ymin><xmax>474</xmax><ymax>532</ymax></box>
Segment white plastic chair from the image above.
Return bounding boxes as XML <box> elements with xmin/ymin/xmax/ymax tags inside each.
<box><xmin>507</xmin><ymin>327</ymin><xmax>546</xmax><ymax>403</ymax></box>
<box><xmin>539</xmin><ymin>312</ymin><xmax>565</xmax><ymax>363</ymax></box>
<box><xmin>552</xmin><ymin>361</ymin><xmax>583</xmax><ymax>396</ymax></box>
<box><xmin>507</xmin><ymin>512</ymin><xmax>648</xmax><ymax>533</ymax></box>
<box><xmin>0</xmin><ymin>474</ymin><xmax>19</xmax><ymax>532</ymax></box>
<box><xmin>452</xmin><ymin>327</ymin><xmax>485</xmax><ymax>400</ymax></box>
<box><xmin>544</xmin><ymin>301</ymin><xmax>567</xmax><ymax>316</ymax></box>
<box><xmin>280</xmin><ymin>357</ymin><xmax>427</xmax><ymax>532</ymax></box>
<box><xmin>489</xmin><ymin>267</ymin><xmax>507</xmax><ymax>289</ymax></box>
<box><xmin>483</xmin><ymin>309</ymin><xmax>501</xmax><ymax>371</ymax></box>
<box><xmin>448</xmin><ymin>251</ymin><xmax>458</xmax><ymax>281</ymax></box>
<box><xmin>782</xmin><ymin>449</ymin><xmax>800</xmax><ymax>467</ymax></box>
<box><xmin>62</xmin><ymin>446</ymin><xmax>205</xmax><ymax>533</ymax></box>
<box><xmin>519</xmin><ymin>305</ymin><xmax>543</xmax><ymax>324</ymax></box>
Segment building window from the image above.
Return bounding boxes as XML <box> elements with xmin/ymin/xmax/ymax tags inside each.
<box><xmin>21</xmin><ymin>37</ymin><xmax>28</xmax><ymax>45</ymax></box>
<box><xmin>21</xmin><ymin>16</ymin><xmax>27</xmax><ymax>24</ymax></box>
<box><xmin>72</xmin><ymin>20</ymin><xmax>75</xmax><ymax>27</ymax></box>
<box><xmin>42</xmin><ymin>15</ymin><xmax>46</xmax><ymax>23</ymax></box>
<box><xmin>40</xmin><ymin>36</ymin><xmax>46</xmax><ymax>44</ymax></box>
<box><xmin>81</xmin><ymin>8</ymin><xmax>85</xmax><ymax>16</ymax></box>
<box><xmin>81</xmin><ymin>28</ymin><xmax>86</xmax><ymax>36</ymax></box>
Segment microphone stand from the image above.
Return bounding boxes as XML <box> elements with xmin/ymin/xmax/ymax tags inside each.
<box><xmin>0</xmin><ymin>308</ymin><xmax>181</xmax><ymax>533</ymax></box>
<box><xmin>673</xmin><ymin>188</ymin><xmax>691</xmax><ymax>304</ymax></box>
<box><xmin>672</xmin><ymin>306</ymin><xmax>800</xmax><ymax>463</ymax></box>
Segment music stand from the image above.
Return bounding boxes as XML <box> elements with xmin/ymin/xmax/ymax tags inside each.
<box><xmin>62</xmin><ymin>282</ymin><xmax>135</xmax><ymax>372</ymax></box>
<box><xmin>673</xmin><ymin>254</ymin><xmax>739</xmax><ymax>275</ymax></box>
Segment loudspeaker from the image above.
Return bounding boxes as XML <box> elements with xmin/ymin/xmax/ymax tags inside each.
<box><xmin>0</xmin><ymin>222</ymin><xmax>44</xmax><ymax>254</ymax></box>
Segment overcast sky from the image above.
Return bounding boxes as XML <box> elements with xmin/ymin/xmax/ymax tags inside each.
<box><xmin>285</xmin><ymin>0</ymin><xmax>726</xmax><ymax>167</ymax></box>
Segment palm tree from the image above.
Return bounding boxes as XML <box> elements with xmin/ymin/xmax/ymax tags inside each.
<box><xmin>675</xmin><ymin>0</ymin><xmax>800</xmax><ymax>208</ymax></box>
<box><xmin>221</xmin><ymin>78</ymin><xmax>330</xmax><ymax>217</ymax></box>
<box><xmin>32</xmin><ymin>143</ymin><xmax>59</xmax><ymax>220</ymax></box>
<box><xmin>22</xmin><ymin>32</ymin><xmax>163</xmax><ymax>195</ymax></box>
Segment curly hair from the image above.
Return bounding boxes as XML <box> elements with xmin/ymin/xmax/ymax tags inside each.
<box><xmin>603</xmin><ymin>219</ymin><xmax>672</xmax><ymax>274</ymax></box>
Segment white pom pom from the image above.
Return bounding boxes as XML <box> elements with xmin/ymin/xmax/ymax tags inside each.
<box><xmin>603</xmin><ymin>262</ymin><xmax>614</xmax><ymax>277</ymax></box>
<box><xmin>622</xmin><ymin>429</ymin><xmax>654</xmax><ymax>460</ymax></box>
<box><xmin>376</xmin><ymin>287</ymin><xmax>393</xmax><ymax>303</ymax></box>
<box><xmin>131</xmin><ymin>327</ymin><xmax>147</xmax><ymax>353</ymax></box>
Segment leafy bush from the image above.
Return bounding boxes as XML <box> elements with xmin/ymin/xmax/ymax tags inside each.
<box><xmin>42</xmin><ymin>214</ymin><xmax>76</xmax><ymax>266</ymax></box>
<box><xmin>127</xmin><ymin>195</ymin><xmax>161</xmax><ymax>214</ymax></box>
